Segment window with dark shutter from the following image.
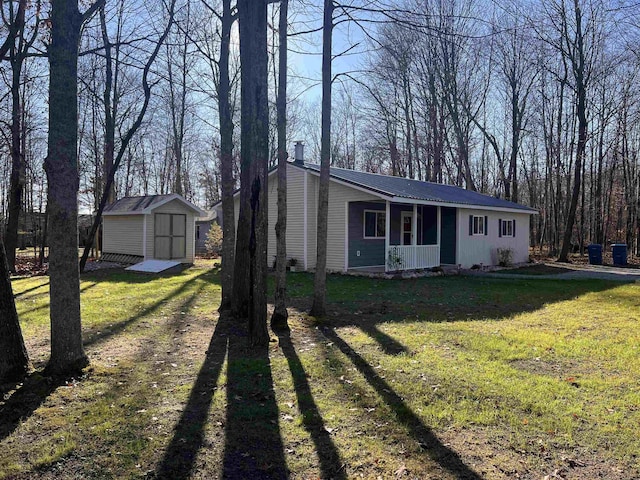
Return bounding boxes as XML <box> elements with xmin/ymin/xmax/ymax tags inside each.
<box><xmin>470</xmin><ymin>215</ymin><xmax>485</xmax><ymax>235</ymax></box>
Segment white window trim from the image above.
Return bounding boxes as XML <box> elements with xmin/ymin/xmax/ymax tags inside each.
<box><xmin>501</xmin><ymin>219</ymin><xmax>514</xmax><ymax>237</ymax></box>
<box><xmin>363</xmin><ymin>210</ymin><xmax>386</xmax><ymax>239</ymax></box>
<box><xmin>472</xmin><ymin>215</ymin><xmax>485</xmax><ymax>236</ymax></box>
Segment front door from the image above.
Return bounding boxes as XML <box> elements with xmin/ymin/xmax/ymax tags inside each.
<box><xmin>401</xmin><ymin>211</ymin><xmax>413</xmax><ymax>245</ymax></box>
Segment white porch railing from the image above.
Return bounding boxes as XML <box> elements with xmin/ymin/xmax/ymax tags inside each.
<box><xmin>387</xmin><ymin>245</ymin><xmax>440</xmax><ymax>271</ymax></box>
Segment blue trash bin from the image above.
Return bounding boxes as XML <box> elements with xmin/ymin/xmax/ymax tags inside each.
<box><xmin>587</xmin><ymin>244</ymin><xmax>602</xmax><ymax>265</ymax></box>
<box><xmin>611</xmin><ymin>244</ymin><xmax>628</xmax><ymax>266</ymax></box>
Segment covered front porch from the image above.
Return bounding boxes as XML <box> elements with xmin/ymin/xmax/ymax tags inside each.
<box><xmin>347</xmin><ymin>201</ymin><xmax>457</xmax><ymax>272</ymax></box>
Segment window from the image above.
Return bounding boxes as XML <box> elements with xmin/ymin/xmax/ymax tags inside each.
<box><xmin>364</xmin><ymin>210</ymin><xmax>386</xmax><ymax>238</ymax></box>
<box><xmin>499</xmin><ymin>219</ymin><xmax>516</xmax><ymax>237</ymax></box>
<box><xmin>470</xmin><ymin>215</ymin><xmax>485</xmax><ymax>235</ymax></box>
<box><xmin>196</xmin><ymin>225</ymin><xmax>201</xmax><ymax>240</ymax></box>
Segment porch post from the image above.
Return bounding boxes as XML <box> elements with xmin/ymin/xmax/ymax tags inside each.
<box><xmin>412</xmin><ymin>203</ymin><xmax>418</xmax><ymax>268</ymax></box>
<box><xmin>437</xmin><ymin>206</ymin><xmax>441</xmax><ymax>246</ymax></box>
<box><xmin>437</xmin><ymin>206</ymin><xmax>441</xmax><ymax>266</ymax></box>
<box><xmin>385</xmin><ymin>200</ymin><xmax>390</xmax><ymax>273</ymax></box>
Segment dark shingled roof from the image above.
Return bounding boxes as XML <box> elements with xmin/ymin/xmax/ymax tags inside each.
<box><xmin>302</xmin><ymin>163</ymin><xmax>536</xmax><ymax>212</ymax></box>
<box><xmin>103</xmin><ymin>195</ymin><xmax>174</xmax><ymax>213</ymax></box>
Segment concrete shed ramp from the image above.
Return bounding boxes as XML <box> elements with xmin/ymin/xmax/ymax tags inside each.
<box><xmin>126</xmin><ymin>260</ymin><xmax>181</xmax><ymax>273</ymax></box>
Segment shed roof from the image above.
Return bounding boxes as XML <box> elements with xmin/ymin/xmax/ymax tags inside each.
<box><xmin>301</xmin><ymin>163</ymin><xmax>537</xmax><ymax>213</ymax></box>
<box><xmin>103</xmin><ymin>194</ymin><xmax>206</xmax><ymax>216</ymax></box>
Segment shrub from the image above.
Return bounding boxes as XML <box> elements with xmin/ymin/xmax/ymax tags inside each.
<box><xmin>497</xmin><ymin>247</ymin><xmax>513</xmax><ymax>267</ymax></box>
<box><xmin>205</xmin><ymin>223</ymin><xmax>223</xmax><ymax>257</ymax></box>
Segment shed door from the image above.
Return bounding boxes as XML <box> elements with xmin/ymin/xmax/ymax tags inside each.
<box><xmin>155</xmin><ymin>213</ymin><xmax>186</xmax><ymax>260</ymax></box>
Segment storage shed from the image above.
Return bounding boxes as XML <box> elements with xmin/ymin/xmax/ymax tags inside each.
<box><xmin>102</xmin><ymin>194</ymin><xmax>206</xmax><ymax>264</ymax></box>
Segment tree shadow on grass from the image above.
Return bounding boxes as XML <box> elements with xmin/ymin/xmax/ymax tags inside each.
<box><xmin>2</xmin><ymin>270</ymin><xmax>214</xmax><ymax>448</ymax></box>
<box><xmin>286</xmin><ymin>274</ymin><xmax>622</xmax><ymax>356</ymax></box>
<box><xmin>0</xmin><ymin>372</ymin><xmax>69</xmax><ymax>442</ymax></box>
<box><xmin>155</xmin><ymin>315</ymin><xmax>288</xmax><ymax>480</ymax></box>
<box><xmin>319</xmin><ymin>325</ymin><xmax>483</xmax><ymax>480</ymax></box>
<box><xmin>155</xmin><ymin>315</ymin><xmax>230</xmax><ymax>479</ymax></box>
<box><xmin>276</xmin><ymin>330</ymin><xmax>347</xmax><ymax>479</ymax></box>
<box><xmin>222</xmin><ymin>328</ymin><xmax>287</xmax><ymax>479</ymax></box>
<box><xmin>12</xmin><ymin>279</ymin><xmax>50</xmax><ymax>298</ymax></box>
<box><xmin>83</xmin><ymin>270</ymin><xmax>212</xmax><ymax>349</ymax></box>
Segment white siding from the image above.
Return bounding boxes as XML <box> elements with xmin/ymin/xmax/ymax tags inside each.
<box><xmin>233</xmin><ymin>164</ymin><xmax>377</xmax><ymax>272</ymax></box>
<box><xmin>103</xmin><ymin>216</ymin><xmax>144</xmax><ymax>256</ymax></box>
<box><xmin>308</xmin><ymin>174</ymin><xmax>380</xmax><ymax>272</ymax></box>
<box><xmin>456</xmin><ymin>209</ymin><xmax>531</xmax><ymax>268</ymax></box>
<box><xmin>266</xmin><ymin>164</ymin><xmax>307</xmax><ymax>268</ymax></box>
<box><xmin>145</xmin><ymin>199</ymin><xmax>197</xmax><ymax>263</ymax></box>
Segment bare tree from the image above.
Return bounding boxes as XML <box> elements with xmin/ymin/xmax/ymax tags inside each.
<box><xmin>237</xmin><ymin>0</ymin><xmax>270</xmax><ymax>345</ymax></box>
<box><xmin>271</xmin><ymin>0</ymin><xmax>289</xmax><ymax>330</ymax></box>
<box><xmin>310</xmin><ymin>0</ymin><xmax>333</xmax><ymax>318</ymax></box>
<box><xmin>215</xmin><ymin>0</ymin><xmax>238</xmax><ymax>316</ymax></box>
<box><xmin>2</xmin><ymin>0</ymin><xmax>41</xmax><ymax>271</ymax></box>
<box><xmin>44</xmin><ymin>0</ymin><xmax>103</xmax><ymax>374</ymax></box>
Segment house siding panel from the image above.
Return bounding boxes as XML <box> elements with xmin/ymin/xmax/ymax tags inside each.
<box><xmin>348</xmin><ymin>202</ymin><xmax>386</xmax><ymax>268</ymax></box>
<box><xmin>265</xmin><ymin>164</ymin><xmax>307</xmax><ymax>268</ymax></box>
<box><xmin>324</xmin><ymin>177</ymin><xmax>379</xmax><ymax>271</ymax></box>
<box><xmin>456</xmin><ymin>208</ymin><xmax>530</xmax><ymax>267</ymax></box>
<box><xmin>103</xmin><ymin>216</ymin><xmax>144</xmax><ymax>256</ymax></box>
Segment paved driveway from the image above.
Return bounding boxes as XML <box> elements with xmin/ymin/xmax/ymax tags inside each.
<box><xmin>470</xmin><ymin>263</ymin><xmax>640</xmax><ymax>282</ymax></box>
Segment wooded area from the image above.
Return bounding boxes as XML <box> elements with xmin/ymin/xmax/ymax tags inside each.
<box><xmin>2</xmin><ymin>0</ymin><xmax>640</xmax><ymax>371</ymax></box>
<box><xmin>2</xmin><ymin>0</ymin><xmax>640</xmax><ymax>266</ymax></box>
<box><xmin>0</xmin><ymin>1</ymin><xmax>638</xmax><ymax>251</ymax></box>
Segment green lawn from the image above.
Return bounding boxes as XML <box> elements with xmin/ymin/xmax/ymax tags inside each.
<box><xmin>1</xmin><ymin>263</ymin><xmax>639</xmax><ymax>479</ymax></box>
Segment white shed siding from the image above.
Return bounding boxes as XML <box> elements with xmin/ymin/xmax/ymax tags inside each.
<box><xmin>456</xmin><ymin>208</ymin><xmax>530</xmax><ymax>268</ymax></box>
<box><xmin>103</xmin><ymin>216</ymin><xmax>144</xmax><ymax>256</ymax></box>
<box><xmin>144</xmin><ymin>199</ymin><xmax>197</xmax><ymax>263</ymax></box>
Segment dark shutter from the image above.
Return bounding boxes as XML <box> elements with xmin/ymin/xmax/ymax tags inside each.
<box><xmin>469</xmin><ymin>215</ymin><xmax>473</xmax><ymax>235</ymax></box>
<box><xmin>484</xmin><ymin>216</ymin><xmax>488</xmax><ymax>235</ymax></box>
<box><xmin>498</xmin><ymin>219</ymin><xmax>502</xmax><ymax>237</ymax></box>
<box><xmin>513</xmin><ymin>219</ymin><xmax>516</xmax><ymax>237</ymax></box>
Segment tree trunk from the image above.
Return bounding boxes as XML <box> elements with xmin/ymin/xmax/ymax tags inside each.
<box><xmin>271</xmin><ymin>0</ymin><xmax>289</xmax><ymax>331</ymax></box>
<box><xmin>310</xmin><ymin>0</ymin><xmax>333</xmax><ymax>318</ymax></box>
<box><xmin>237</xmin><ymin>0</ymin><xmax>270</xmax><ymax>346</ymax></box>
<box><xmin>99</xmin><ymin>5</ymin><xmax>116</xmax><ymax>205</ymax></box>
<box><xmin>43</xmin><ymin>0</ymin><xmax>90</xmax><ymax>374</ymax></box>
<box><xmin>4</xmin><ymin>0</ymin><xmax>30</xmax><ymax>272</ymax></box>
<box><xmin>5</xmin><ymin>56</ymin><xmax>24</xmax><ymax>272</ymax></box>
<box><xmin>558</xmin><ymin>1</ymin><xmax>587</xmax><ymax>263</ymax></box>
<box><xmin>218</xmin><ymin>0</ymin><xmax>236</xmax><ymax>316</ymax></box>
<box><xmin>0</xmin><ymin>242</ymin><xmax>29</xmax><ymax>382</ymax></box>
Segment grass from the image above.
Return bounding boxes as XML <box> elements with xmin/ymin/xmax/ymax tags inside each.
<box><xmin>1</xmin><ymin>262</ymin><xmax>639</xmax><ymax>479</ymax></box>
